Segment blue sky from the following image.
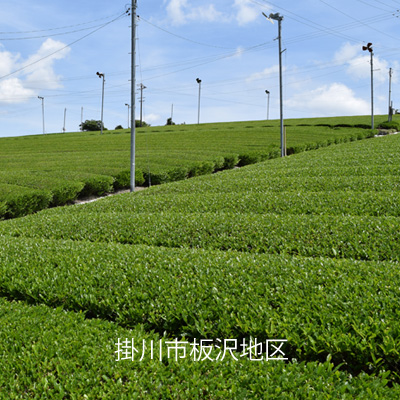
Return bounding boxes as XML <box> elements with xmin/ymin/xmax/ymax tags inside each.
<box><xmin>0</xmin><ymin>0</ymin><xmax>399</xmax><ymax>137</ymax></box>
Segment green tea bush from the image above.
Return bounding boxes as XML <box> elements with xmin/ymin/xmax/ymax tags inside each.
<box><xmin>0</xmin><ymin>184</ymin><xmax>51</xmax><ymax>218</ymax></box>
<box><xmin>113</xmin><ymin>168</ymin><xmax>145</xmax><ymax>190</ymax></box>
<box><xmin>378</xmin><ymin>121</ymin><xmax>400</xmax><ymax>130</ymax></box>
<box><xmin>168</xmin><ymin>166</ymin><xmax>189</xmax><ymax>182</ymax></box>
<box><xmin>50</xmin><ymin>181</ymin><xmax>85</xmax><ymax>206</ymax></box>
<box><xmin>238</xmin><ymin>153</ymin><xmax>261</xmax><ymax>166</ymax></box>
<box><xmin>213</xmin><ymin>156</ymin><xmax>225</xmax><ymax>170</ymax></box>
<box><xmin>189</xmin><ymin>161</ymin><xmax>215</xmax><ymax>177</ymax></box>
<box><xmin>79</xmin><ymin>175</ymin><xmax>114</xmax><ymax>197</ymax></box>
<box><xmin>1</xmin><ymin>298</ymin><xmax>398</xmax><ymax>399</ymax></box>
<box><xmin>223</xmin><ymin>154</ymin><xmax>239</xmax><ymax>169</ymax></box>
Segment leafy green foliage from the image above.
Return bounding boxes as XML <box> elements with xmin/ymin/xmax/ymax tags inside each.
<box><xmin>2</xmin><ymin>298</ymin><xmax>398</xmax><ymax>399</ymax></box>
<box><xmin>0</xmin><ymin>183</ymin><xmax>51</xmax><ymax>218</ymax></box>
<box><xmin>80</xmin><ymin>119</ymin><xmax>107</xmax><ymax>131</ymax></box>
<box><xmin>0</xmin><ymin>237</ymin><xmax>400</xmax><ymax>378</ymax></box>
<box><xmin>378</xmin><ymin>121</ymin><xmax>400</xmax><ymax>130</ymax></box>
<box><xmin>0</xmin><ymin>116</ymin><xmax>390</xmax><ymax>218</ymax></box>
<box><xmin>1</xmin><ymin>120</ymin><xmax>400</xmax><ymax>395</ymax></box>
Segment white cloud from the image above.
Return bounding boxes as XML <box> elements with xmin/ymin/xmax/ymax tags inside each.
<box><xmin>0</xmin><ymin>46</ymin><xmax>20</xmax><ymax>77</ymax></box>
<box><xmin>24</xmin><ymin>39</ymin><xmax>71</xmax><ymax>89</ymax></box>
<box><xmin>246</xmin><ymin>65</ymin><xmax>283</xmax><ymax>82</ymax></box>
<box><xmin>0</xmin><ymin>39</ymin><xmax>70</xmax><ymax>103</ymax></box>
<box><xmin>285</xmin><ymin>83</ymin><xmax>370</xmax><ymax>116</ymax></box>
<box><xmin>165</xmin><ymin>0</ymin><xmax>225</xmax><ymax>25</ymax></box>
<box><xmin>0</xmin><ymin>78</ymin><xmax>35</xmax><ymax>103</ymax></box>
<box><xmin>145</xmin><ymin>113</ymin><xmax>162</xmax><ymax>124</ymax></box>
<box><xmin>233</xmin><ymin>0</ymin><xmax>259</xmax><ymax>25</ymax></box>
<box><xmin>334</xmin><ymin>42</ymin><xmax>393</xmax><ymax>84</ymax></box>
<box><xmin>165</xmin><ymin>0</ymin><xmax>188</xmax><ymax>25</ymax></box>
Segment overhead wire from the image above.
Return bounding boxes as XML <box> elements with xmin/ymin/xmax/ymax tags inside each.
<box><xmin>319</xmin><ymin>0</ymin><xmax>400</xmax><ymax>41</ymax></box>
<box><xmin>0</xmin><ymin>10</ymin><xmax>129</xmax><ymax>81</ymax></box>
<box><xmin>0</xmin><ymin>12</ymin><xmax>124</xmax><ymax>35</ymax></box>
<box><xmin>139</xmin><ymin>16</ymin><xmax>235</xmax><ymax>50</ymax></box>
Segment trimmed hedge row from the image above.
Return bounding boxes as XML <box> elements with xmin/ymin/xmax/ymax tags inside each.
<box><xmin>0</xmin><ymin>183</ymin><xmax>52</xmax><ymax>219</ymax></box>
<box><xmin>0</xmin><ymin>169</ymin><xmax>145</xmax><ymax>218</ymax></box>
<box><xmin>4</xmin><ymin>208</ymin><xmax>399</xmax><ymax>262</ymax></box>
<box><xmin>69</xmin><ymin>190</ymin><xmax>400</xmax><ymax>217</ymax></box>
<box><xmin>0</xmin><ymin>237</ymin><xmax>400</xmax><ymax>379</ymax></box>
<box><xmin>1</xmin><ymin>297</ymin><xmax>398</xmax><ymax>399</ymax></box>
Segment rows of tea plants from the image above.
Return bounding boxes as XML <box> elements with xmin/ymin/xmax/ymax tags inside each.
<box><xmin>3</xmin><ymin>136</ymin><xmax>400</xmax><ymax>262</ymax></box>
<box><xmin>0</xmin><ymin>236</ymin><xmax>399</xmax><ymax>377</ymax></box>
<box><xmin>0</xmin><ymin>117</ymin><xmax>381</xmax><ymax>219</ymax></box>
<box><xmin>1</xmin><ymin>131</ymin><xmax>400</xmax><ymax>396</ymax></box>
<box><xmin>2</xmin><ymin>296</ymin><xmax>398</xmax><ymax>399</ymax></box>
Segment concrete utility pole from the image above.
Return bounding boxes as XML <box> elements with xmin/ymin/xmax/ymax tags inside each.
<box><xmin>96</xmin><ymin>72</ymin><xmax>105</xmax><ymax>134</ymax></box>
<box><xmin>130</xmin><ymin>0</ymin><xmax>137</xmax><ymax>192</ymax></box>
<box><xmin>125</xmin><ymin>103</ymin><xmax>130</xmax><ymax>128</ymax></box>
<box><xmin>362</xmin><ymin>42</ymin><xmax>374</xmax><ymax>129</ymax></box>
<box><xmin>63</xmin><ymin>108</ymin><xmax>67</xmax><ymax>133</ymax></box>
<box><xmin>264</xmin><ymin>12</ymin><xmax>285</xmax><ymax>157</ymax></box>
<box><xmin>196</xmin><ymin>78</ymin><xmax>201</xmax><ymax>124</ymax></box>
<box><xmin>139</xmin><ymin>83</ymin><xmax>146</xmax><ymax>127</ymax></box>
<box><xmin>389</xmin><ymin>68</ymin><xmax>393</xmax><ymax>122</ymax></box>
<box><xmin>38</xmin><ymin>96</ymin><xmax>45</xmax><ymax>134</ymax></box>
<box><xmin>265</xmin><ymin>90</ymin><xmax>270</xmax><ymax>120</ymax></box>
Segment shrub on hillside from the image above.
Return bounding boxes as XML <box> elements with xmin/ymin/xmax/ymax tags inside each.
<box><xmin>378</xmin><ymin>121</ymin><xmax>399</xmax><ymax>130</ymax></box>
<box><xmin>80</xmin><ymin>120</ymin><xmax>107</xmax><ymax>132</ymax></box>
<box><xmin>168</xmin><ymin>166</ymin><xmax>189</xmax><ymax>182</ymax></box>
<box><xmin>223</xmin><ymin>154</ymin><xmax>239</xmax><ymax>169</ymax></box>
<box><xmin>2</xmin><ymin>190</ymin><xmax>52</xmax><ymax>219</ymax></box>
<box><xmin>238</xmin><ymin>153</ymin><xmax>261</xmax><ymax>166</ymax></box>
<box><xmin>189</xmin><ymin>161</ymin><xmax>214</xmax><ymax>177</ymax></box>
<box><xmin>79</xmin><ymin>176</ymin><xmax>114</xmax><ymax>198</ymax></box>
<box><xmin>113</xmin><ymin>169</ymin><xmax>145</xmax><ymax>190</ymax></box>
<box><xmin>50</xmin><ymin>182</ymin><xmax>85</xmax><ymax>206</ymax></box>
<box><xmin>0</xmin><ymin>201</ymin><xmax>7</xmax><ymax>219</ymax></box>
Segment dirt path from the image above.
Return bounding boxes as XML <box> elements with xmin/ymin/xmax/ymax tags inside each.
<box><xmin>73</xmin><ymin>187</ymin><xmax>147</xmax><ymax>205</ymax></box>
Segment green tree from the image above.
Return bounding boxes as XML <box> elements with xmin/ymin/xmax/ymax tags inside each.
<box><xmin>80</xmin><ymin>120</ymin><xmax>107</xmax><ymax>132</ymax></box>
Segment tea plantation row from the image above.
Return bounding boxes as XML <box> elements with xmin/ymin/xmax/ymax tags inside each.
<box><xmin>0</xmin><ymin>117</ymin><xmax>381</xmax><ymax>220</ymax></box>
<box><xmin>0</xmin><ymin>236</ymin><xmax>399</xmax><ymax>376</ymax></box>
<box><xmin>1</xmin><ymin>131</ymin><xmax>400</xmax><ymax>397</ymax></box>
<box><xmin>2</xmin><ymin>296</ymin><xmax>397</xmax><ymax>399</ymax></box>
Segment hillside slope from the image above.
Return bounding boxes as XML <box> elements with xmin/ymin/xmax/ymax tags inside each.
<box><xmin>0</xmin><ymin>116</ymin><xmax>384</xmax><ymax>219</ymax></box>
<box><xmin>0</xmin><ymin>134</ymin><xmax>399</xmax><ymax>398</ymax></box>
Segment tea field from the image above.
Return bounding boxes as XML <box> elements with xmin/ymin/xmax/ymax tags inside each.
<box><xmin>0</xmin><ymin>115</ymin><xmax>389</xmax><ymax>220</ymax></box>
<box><xmin>0</xmin><ymin>126</ymin><xmax>399</xmax><ymax>398</ymax></box>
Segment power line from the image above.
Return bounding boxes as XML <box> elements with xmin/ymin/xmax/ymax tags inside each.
<box><xmin>0</xmin><ymin>11</ymin><xmax>128</xmax><ymax>81</ymax></box>
<box><xmin>319</xmin><ymin>0</ymin><xmax>400</xmax><ymax>41</ymax></box>
<box><xmin>139</xmin><ymin>16</ymin><xmax>235</xmax><ymax>49</ymax></box>
<box><xmin>0</xmin><ymin>21</ymin><xmax>124</xmax><ymax>41</ymax></box>
<box><xmin>0</xmin><ymin>12</ymin><xmax>123</xmax><ymax>35</ymax></box>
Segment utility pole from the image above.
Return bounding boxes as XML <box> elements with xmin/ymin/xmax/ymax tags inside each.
<box><xmin>130</xmin><ymin>1</ymin><xmax>137</xmax><ymax>192</ymax></box>
<box><xmin>63</xmin><ymin>108</ymin><xmax>67</xmax><ymax>133</ymax></box>
<box><xmin>38</xmin><ymin>96</ymin><xmax>45</xmax><ymax>134</ymax></box>
<box><xmin>96</xmin><ymin>72</ymin><xmax>105</xmax><ymax>134</ymax></box>
<box><xmin>196</xmin><ymin>78</ymin><xmax>202</xmax><ymax>124</ymax></box>
<box><xmin>265</xmin><ymin>90</ymin><xmax>270</xmax><ymax>120</ymax></box>
<box><xmin>125</xmin><ymin>103</ymin><xmax>130</xmax><ymax>128</ymax></box>
<box><xmin>264</xmin><ymin>12</ymin><xmax>285</xmax><ymax>157</ymax></box>
<box><xmin>138</xmin><ymin>83</ymin><xmax>146</xmax><ymax>127</ymax></box>
<box><xmin>389</xmin><ymin>68</ymin><xmax>393</xmax><ymax>122</ymax></box>
<box><xmin>362</xmin><ymin>43</ymin><xmax>374</xmax><ymax>129</ymax></box>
